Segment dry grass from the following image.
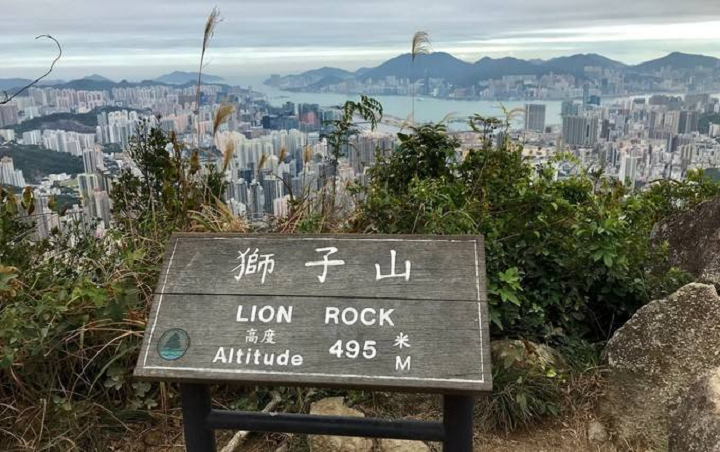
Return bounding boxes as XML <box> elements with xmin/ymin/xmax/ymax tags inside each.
<box><xmin>189</xmin><ymin>200</ymin><xmax>248</xmax><ymax>233</ymax></box>
<box><xmin>411</xmin><ymin>31</ymin><xmax>432</xmax><ymax>61</ymax></box>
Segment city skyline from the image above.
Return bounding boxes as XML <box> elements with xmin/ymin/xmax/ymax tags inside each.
<box><xmin>4</xmin><ymin>1</ymin><xmax>720</xmax><ymax>80</ymax></box>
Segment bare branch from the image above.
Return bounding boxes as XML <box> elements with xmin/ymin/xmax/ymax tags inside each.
<box><xmin>1</xmin><ymin>35</ymin><xmax>62</xmax><ymax>105</ymax></box>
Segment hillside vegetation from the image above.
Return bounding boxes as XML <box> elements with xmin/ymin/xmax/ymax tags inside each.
<box><xmin>0</xmin><ymin>143</ymin><xmax>84</xmax><ymax>182</ymax></box>
<box><xmin>0</xmin><ymin>102</ymin><xmax>717</xmax><ymax>450</ymax></box>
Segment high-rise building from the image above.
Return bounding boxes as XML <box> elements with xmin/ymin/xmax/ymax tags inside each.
<box><xmin>562</xmin><ymin>115</ymin><xmax>599</xmax><ymax>147</ymax></box>
<box><xmin>78</xmin><ymin>173</ymin><xmax>101</xmax><ymax>218</ymax></box>
<box><xmin>0</xmin><ymin>105</ymin><xmax>19</xmax><ymax>127</ymax></box>
<box><xmin>261</xmin><ymin>176</ymin><xmax>284</xmax><ymax>215</ymax></box>
<box><xmin>619</xmin><ymin>154</ymin><xmax>639</xmax><ymax>188</ymax></box>
<box><xmin>524</xmin><ymin>104</ymin><xmax>546</xmax><ymax>132</ymax></box>
<box><xmin>678</xmin><ymin>110</ymin><xmax>700</xmax><ymax>134</ymax></box>
<box><xmin>82</xmin><ymin>146</ymin><xmax>104</xmax><ymax>174</ymax></box>
<box><xmin>93</xmin><ymin>190</ymin><xmax>112</xmax><ymax>227</ymax></box>
<box><xmin>248</xmin><ymin>181</ymin><xmax>265</xmax><ymax>220</ymax></box>
<box><xmin>0</xmin><ymin>157</ymin><xmax>26</xmax><ymax>187</ymax></box>
<box><xmin>561</xmin><ymin>101</ymin><xmax>580</xmax><ymax>117</ymax></box>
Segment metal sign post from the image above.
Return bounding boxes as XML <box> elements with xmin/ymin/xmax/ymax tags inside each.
<box><xmin>179</xmin><ymin>383</ymin><xmax>474</xmax><ymax>452</ymax></box>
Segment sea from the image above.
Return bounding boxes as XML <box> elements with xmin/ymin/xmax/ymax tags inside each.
<box><xmin>227</xmin><ymin>76</ymin><xmax>716</xmax><ymax>129</ymax></box>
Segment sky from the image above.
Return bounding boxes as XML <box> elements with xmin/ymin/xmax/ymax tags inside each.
<box><xmin>3</xmin><ymin>0</ymin><xmax>720</xmax><ymax>82</ymax></box>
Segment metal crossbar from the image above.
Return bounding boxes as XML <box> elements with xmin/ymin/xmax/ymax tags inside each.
<box><xmin>179</xmin><ymin>384</ymin><xmax>474</xmax><ymax>451</ymax></box>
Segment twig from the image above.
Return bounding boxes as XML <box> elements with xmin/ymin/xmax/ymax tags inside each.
<box><xmin>219</xmin><ymin>391</ymin><xmax>283</xmax><ymax>452</ymax></box>
<box><xmin>36</xmin><ymin>398</ymin><xmax>47</xmax><ymax>449</ymax></box>
<box><xmin>1</xmin><ymin>35</ymin><xmax>62</xmax><ymax>105</ymax></box>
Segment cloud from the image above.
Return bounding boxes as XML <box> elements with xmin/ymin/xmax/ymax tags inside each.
<box><xmin>3</xmin><ymin>0</ymin><xmax>720</xmax><ymax>78</ymax></box>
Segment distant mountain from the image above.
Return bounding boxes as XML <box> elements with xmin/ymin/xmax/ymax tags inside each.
<box><xmin>543</xmin><ymin>54</ymin><xmax>627</xmax><ymax>75</ymax></box>
<box><xmin>472</xmin><ymin>56</ymin><xmax>550</xmax><ymax>80</ymax></box>
<box><xmin>54</xmin><ymin>79</ymin><xmax>125</xmax><ymax>90</ymax></box>
<box><xmin>304</xmin><ymin>75</ymin><xmax>352</xmax><ymax>91</ymax></box>
<box><xmin>632</xmin><ymin>52</ymin><xmax>720</xmax><ymax>73</ymax></box>
<box><xmin>359</xmin><ymin>52</ymin><xmax>474</xmax><ymax>83</ymax></box>
<box><xmin>266</xmin><ymin>67</ymin><xmax>355</xmax><ymax>88</ymax></box>
<box><xmin>81</xmin><ymin>74</ymin><xmax>114</xmax><ymax>83</ymax></box>
<box><xmin>154</xmin><ymin>71</ymin><xmax>225</xmax><ymax>85</ymax></box>
<box><xmin>0</xmin><ymin>78</ymin><xmax>68</xmax><ymax>91</ymax></box>
<box><xmin>305</xmin><ymin>67</ymin><xmax>355</xmax><ymax>79</ymax></box>
<box><xmin>0</xmin><ymin>78</ymin><xmax>32</xmax><ymax>91</ymax></box>
<box><xmin>266</xmin><ymin>50</ymin><xmax>720</xmax><ymax>92</ymax></box>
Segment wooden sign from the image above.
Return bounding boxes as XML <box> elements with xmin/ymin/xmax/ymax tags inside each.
<box><xmin>134</xmin><ymin>233</ymin><xmax>492</xmax><ymax>393</ymax></box>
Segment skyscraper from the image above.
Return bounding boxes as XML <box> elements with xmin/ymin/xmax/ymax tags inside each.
<box><xmin>78</xmin><ymin>173</ymin><xmax>101</xmax><ymax>218</ymax></box>
<box><xmin>82</xmin><ymin>146</ymin><xmax>104</xmax><ymax>174</ymax></box>
<box><xmin>524</xmin><ymin>104</ymin><xmax>546</xmax><ymax>132</ymax></box>
<box><xmin>0</xmin><ymin>157</ymin><xmax>26</xmax><ymax>187</ymax></box>
<box><xmin>678</xmin><ymin>110</ymin><xmax>699</xmax><ymax>134</ymax></box>
<box><xmin>0</xmin><ymin>105</ymin><xmax>19</xmax><ymax>127</ymax></box>
<box><xmin>562</xmin><ymin>115</ymin><xmax>599</xmax><ymax>147</ymax></box>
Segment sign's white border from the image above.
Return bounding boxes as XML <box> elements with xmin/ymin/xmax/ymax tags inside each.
<box><xmin>141</xmin><ymin>237</ymin><xmax>486</xmax><ymax>384</ymax></box>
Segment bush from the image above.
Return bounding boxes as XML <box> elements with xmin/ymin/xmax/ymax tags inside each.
<box><xmin>355</xmin><ymin>117</ymin><xmax>715</xmax><ymax>341</ymax></box>
<box><xmin>480</xmin><ymin>340</ymin><xmax>566</xmax><ymax>431</ymax></box>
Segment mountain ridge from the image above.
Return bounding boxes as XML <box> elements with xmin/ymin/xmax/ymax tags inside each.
<box><xmin>154</xmin><ymin>71</ymin><xmax>225</xmax><ymax>85</ymax></box>
<box><xmin>266</xmin><ymin>51</ymin><xmax>720</xmax><ymax>89</ymax></box>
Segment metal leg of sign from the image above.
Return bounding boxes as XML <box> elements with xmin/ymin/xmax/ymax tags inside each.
<box><xmin>180</xmin><ymin>384</ymin><xmax>216</xmax><ymax>452</ymax></box>
<box><xmin>442</xmin><ymin>394</ymin><xmax>474</xmax><ymax>452</ymax></box>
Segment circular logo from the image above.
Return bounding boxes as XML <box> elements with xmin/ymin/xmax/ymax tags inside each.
<box><xmin>157</xmin><ymin>328</ymin><xmax>190</xmax><ymax>361</ymax></box>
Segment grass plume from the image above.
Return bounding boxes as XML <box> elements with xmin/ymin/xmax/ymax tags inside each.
<box><xmin>410</xmin><ymin>31</ymin><xmax>431</xmax><ymax>124</ymax></box>
<box><xmin>221</xmin><ymin>139</ymin><xmax>236</xmax><ymax>173</ymax></box>
<box><xmin>195</xmin><ymin>7</ymin><xmax>221</xmax><ymax>115</ymax></box>
<box><xmin>411</xmin><ymin>31</ymin><xmax>432</xmax><ymax>60</ymax></box>
<box><xmin>213</xmin><ymin>104</ymin><xmax>235</xmax><ymax>138</ymax></box>
<box><xmin>257</xmin><ymin>153</ymin><xmax>268</xmax><ymax>179</ymax></box>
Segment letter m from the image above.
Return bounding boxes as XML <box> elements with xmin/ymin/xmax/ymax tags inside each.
<box><xmin>395</xmin><ymin>356</ymin><xmax>411</xmax><ymax>372</ymax></box>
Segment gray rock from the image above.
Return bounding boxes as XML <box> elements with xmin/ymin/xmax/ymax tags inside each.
<box><xmin>670</xmin><ymin>367</ymin><xmax>720</xmax><ymax>452</ymax></box>
<box><xmin>587</xmin><ymin>420</ymin><xmax>608</xmax><ymax>444</ymax></box>
<box><xmin>308</xmin><ymin>397</ymin><xmax>373</xmax><ymax>452</ymax></box>
<box><xmin>379</xmin><ymin>439</ymin><xmax>431</xmax><ymax>452</ymax></box>
<box><xmin>652</xmin><ymin>195</ymin><xmax>720</xmax><ymax>284</ymax></box>
<box><xmin>604</xmin><ymin>283</ymin><xmax>720</xmax><ymax>448</ymax></box>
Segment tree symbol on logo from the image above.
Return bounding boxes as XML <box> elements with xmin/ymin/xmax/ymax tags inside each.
<box><xmin>158</xmin><ymin>329</ymin><xmax>189</xmax><ymax>360</ymax></box>
<box><xmin>165</xmin><ymin>332</ymin><xmax>181</xmax><ymax>351</ymax></box>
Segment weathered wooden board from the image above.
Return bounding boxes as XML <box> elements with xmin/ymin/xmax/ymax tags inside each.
<box><xmin>134</xmin><ymin>233</ymin><xmax>492</xmax><ymax>393</ymax></box>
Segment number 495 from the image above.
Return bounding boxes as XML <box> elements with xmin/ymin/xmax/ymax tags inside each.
<box><xmin>329</xmin><ymin>340</ymin><xmax>377</xmax><ymax>359</ymax></box>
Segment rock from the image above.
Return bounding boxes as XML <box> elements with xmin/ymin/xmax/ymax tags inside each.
<box><xmin>587</xmin><ymin>420</ymin><xmax>608</xmax><ymax>444</ymax></box>
<box><xmin>308</xmin><ymin>397</ymin><xmax>373</xmax><ymax>452</ymax></box>
<box><xmin>652</xmin><ymin>195</ymin><xmax>720</xmax><ymax>284</ymax></box>
<box><xmin>142</xmin><ymin>431</ymin><xmax>163</xmax><ymax>446</ymax></box>
<box><xmin>604</xmin><ymin>283</ymin><xmax>720</xmax><ymax>448</ymax></box>
<box><xmin>669</xmin><ymin>368</ymin><xmax>720</xmax><ymax>452</ymax></box>
<box><xmin>491</xmin><ymin>339</ymin><xmax>567</xmax><ymax>374</ymax></box>
<box><xmin>379</xmin><ymin>439</ymin><xmax>431</xmax><ymax>452</ymax></box>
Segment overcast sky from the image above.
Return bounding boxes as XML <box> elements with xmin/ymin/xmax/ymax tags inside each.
<box><xmin>3</xmin><ymin>0</ymin><xmax>720</xmax><ymax>81</ymax></box>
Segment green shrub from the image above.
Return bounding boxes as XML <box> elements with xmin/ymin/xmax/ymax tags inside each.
<box><xmin>480</xmin><ymin>340</ymin><xmax>565</xmax><ymax>432</ymax></box>
<box><xmin>355</xmin><ymin>117</ymin><xmax>714</xmax><ymax>341</ymax></box>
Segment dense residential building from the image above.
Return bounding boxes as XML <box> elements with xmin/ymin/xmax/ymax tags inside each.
<box><xmin>0</xmin><ymin>105</ymin><xmax>19</xmax><ymax>127</ymax></box>
<box><xmin>0</xmin><ymin>157</ymin><xmax>26</xmax><ymax>187</ymax></box>
<box><xmin>562</xmin><ymin>115</ymin><xmax>599</xmax><ymax>147</ymax></box>
<box><xmin>524</xmin><ymin>104</ymin><xmax>546</xmax><ymax>132</ymax></box>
